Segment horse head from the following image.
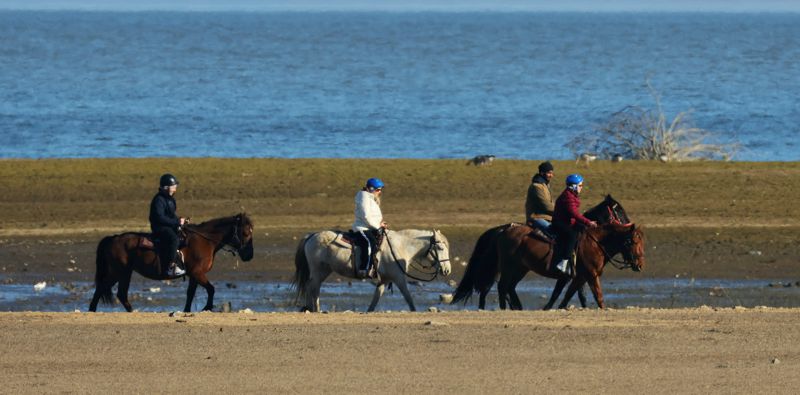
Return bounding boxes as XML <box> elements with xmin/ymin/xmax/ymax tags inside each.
<box><xmin>618</xmin><ymin>223</ymin><xmax>645</xmax><ymax>272</ymax></box>
<box><xmin>585</xmin><ymin>194</ymin><xmax>630</xmax><ymax>225</ymax></box>
<box><xmin>229</xmin><ymin>213</ymin><xmax>255</xmax><ymax>261</ymax></box>
<box><xmin>428</xmin><ymin>229</ymin><xmax>452</xmax><ymax>276</ymax></box>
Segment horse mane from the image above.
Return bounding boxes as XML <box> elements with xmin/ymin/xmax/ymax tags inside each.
<box><xmin>188</xmin><ymin>212</ymin><xmax>252</xmax><ymax>230</ymax></box>
<box><xmin>584</xmin><ymin>194</ymin><xmax>630</xmax><ymax>224</ymax></box>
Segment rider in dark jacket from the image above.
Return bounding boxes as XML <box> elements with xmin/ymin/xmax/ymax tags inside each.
<box><xmin>550</xmin><ymin>174</ymin><xmax>597</xmax><ymax>274</ymax></box>
<box><xmin>149</xmin><ymin>173</ymin><xmax>186</xmax><ymax>277</ymax></box>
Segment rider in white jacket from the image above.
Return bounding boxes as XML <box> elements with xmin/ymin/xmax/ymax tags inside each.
<box><xmin>353</xmin><ymin>178</ymin><xmax>387</xmax><ymax>278</ymax></box>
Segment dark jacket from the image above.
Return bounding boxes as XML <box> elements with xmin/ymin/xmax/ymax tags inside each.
<box><xmin>552</xmin><ymin>189</ymin><xmax>592</xmax><ymax>228</ymax></box>
<box><xmin>149</xmin><ymin>191</ymin><xmax>180</xmax><ymax>231</ymax></box>
<box><xmin>525</xmin><ymin>174</ymin><xmax>554</xmax><ymax>222</ymax></box>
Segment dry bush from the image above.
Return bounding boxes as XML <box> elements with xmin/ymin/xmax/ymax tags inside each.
<box><xmin>568</xmin><ymin>85</ymin><xmax>738</xmax><ymax>162</ymax></box>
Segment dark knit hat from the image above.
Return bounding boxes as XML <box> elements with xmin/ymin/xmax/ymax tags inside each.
<box><xmin>538</xmin><ymin>161</ymin><xmax>554</xmax><ymax>173</ymax></box>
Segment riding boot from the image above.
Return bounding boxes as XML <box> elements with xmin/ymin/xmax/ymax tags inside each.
<box><xmin>368</xmin><ymin>251</ymin><xmax>380</xmax><ymax>280</ymax></box>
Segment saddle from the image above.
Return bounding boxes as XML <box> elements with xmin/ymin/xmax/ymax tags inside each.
<box><xmin>136</xmin><ymin>232</ymin><xmax>188</xmax><ymax>251</ymax></box>
<box><xmin>136</xmin><ymin>232</ymin><xmax>188</xmax><ymax>270</ymax></box>
<box><xmin>329</xmin><ymin>230</ymin><xmax>384</xmax><ymax>279</ymax></box>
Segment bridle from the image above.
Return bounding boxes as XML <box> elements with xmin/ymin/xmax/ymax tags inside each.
<box><xmin>184</xmin><ymin>215</ymin><xmax>251</xmax><ymax>256</ymax></box>
<box><xmin>585</xmin><ymin>227</ymin><xmax>642</xmax><ymax>270</ymax></box>
<box><xmin>384</xmin><ymin>229</ymin><xmax>448</xmax><ymax>282</ymax></box>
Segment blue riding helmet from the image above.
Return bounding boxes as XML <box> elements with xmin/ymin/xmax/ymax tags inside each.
<box><xmin>565</xmin><ymin>174</ymin><xmax>584</xmax><ymax>186</ymax></box>
<box><xmin>366</xmin><ymin>178</ymin><xmax>385</xmax><ymax>190</ymax></box>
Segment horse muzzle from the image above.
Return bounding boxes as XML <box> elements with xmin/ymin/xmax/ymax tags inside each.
<box><xmin>238</xmin><ymin>240</ymin><xmax>254</xmax><ymax>262</ymax></box>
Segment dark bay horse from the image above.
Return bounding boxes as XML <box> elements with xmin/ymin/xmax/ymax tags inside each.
<box><xmin>452</xmin><ymin>195</ymin><xmax>638</xmax><ymax>309</ymax></box>
<box><xmin>89</xmin><ymin>213</ymin><xmax>254</xmax><ymax>312</ymax></box>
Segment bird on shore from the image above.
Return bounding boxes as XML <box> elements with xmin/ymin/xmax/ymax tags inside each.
<box><xmin>611</xmin><ymin>154</ymin><xmax>623</xmax><ymax>163</ymax></box>
<box><xmin>659</xmin><ymin>154</ymin><xmax>670</xmax><ymax>163</ymax></box>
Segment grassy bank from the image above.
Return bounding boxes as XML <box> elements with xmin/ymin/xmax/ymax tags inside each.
<box><xmin>1</xmin><ymin>158</ymin><xmax>798</xmax><ymax>229</ymax></box>
<box><xmin>1</xmin><ymin>158</ymin><xmax>798</xmax><ymax>279</ymax></box>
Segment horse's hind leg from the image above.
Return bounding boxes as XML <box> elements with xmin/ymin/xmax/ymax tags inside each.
<box><xmin>116</xmin><ymin>270</ymin><xmax>134</xmax><ymax>312</ymax></box>
<box><xmin>543</xmin><ymin>277</ymin><xmax>570</xmax><ymax>311</ymax></box>
<box><xmin>506</xmin><ymin>269</ymin><xmax>527</xmax><ymax>310</ymax></box>
<box><xmin>577</xmin><ymin>283</ymin><xmax>588</xmax><ymax>308</ymax></box>
<box><xmin>89</xmin><ymin>276</ymin><xmax>118</xmax><ymax>312</ymax></box>
<box><xmin>478</xmin><ymin>287</ymin><xmax>491</xmax><ymax>310</ymax></box>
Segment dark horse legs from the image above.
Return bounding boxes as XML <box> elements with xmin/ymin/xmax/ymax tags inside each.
<box><xmin>184</xmin><ymin>274</ymin><xmax>216</xmax><ymax>312</ymax></box>
<box><xmin>559</xmin><ymin>277</ymin><xmax>588</xmax><ymax>309</ymax></box>
<box><xmin>543</xmin><ymin>277</ymin><xmax>588</xmax><ymax>310</ymax></box>
<box><xmin>498</xmin><ymin>265</ymin><xmax>527</xmax><ymax>310</ymax></box>
<box><xmin>116</xmin><ymin>270</ymin><xmax>134</xmax><ymax>312</ymax></box>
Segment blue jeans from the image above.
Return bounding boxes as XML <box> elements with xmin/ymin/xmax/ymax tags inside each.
<box><xmin>529</xmin><ymin>218</ymin><xmax>552</xmax><ymax>233</ymax></box>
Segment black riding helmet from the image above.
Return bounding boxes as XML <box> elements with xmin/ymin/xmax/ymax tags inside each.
<box><xmin>159</xmin><ymin>173</ymin><xmax>179</xmax><ymax>188</ymax></box>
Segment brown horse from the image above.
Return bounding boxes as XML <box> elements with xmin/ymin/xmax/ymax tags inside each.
<box><xmin>452</xmin><ymin>195</ymin><xmax>642</xmax><ymax>309</ymax></box>
<box><xmin>89</xmin><ymin>213</ymin><xmax>254</xmax><ymax>312</ymax></box>
<box><xmin>497</xmin><ymin>222</ymin><xmax>644</xmax><ymax>309</ymax></box>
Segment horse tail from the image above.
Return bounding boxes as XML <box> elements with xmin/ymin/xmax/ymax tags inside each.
<box><xmin>94</xmin><ymin>235</ymin><xmax>115</xmax><ymax>304</ymax></box>
<box><xmin>451</xmin><ymin>224</ymin><xmax>507</xmax><ymax>305</ymax></box>
<box><xmin>291</xmin><ymin>233</ymin><xmax>314</xmax><ymax>303</ymax></box>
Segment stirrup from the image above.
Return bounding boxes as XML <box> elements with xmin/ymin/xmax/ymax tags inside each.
<box><xmin>167</xmin><ymin>264</ymin><xmax>185</xmax><ymax>277</ymax></box>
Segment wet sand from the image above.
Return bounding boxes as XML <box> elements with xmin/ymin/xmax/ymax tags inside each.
<box><xmin>1</xmin><ymin>309</ymin><xmax>798</xmax><ymax>394</ymax></box>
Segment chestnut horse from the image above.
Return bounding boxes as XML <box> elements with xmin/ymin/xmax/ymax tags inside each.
<box><xmin>89</xmin><ymin>213</ymin><xmax>254</xmax><ymax>312</ymax></box>
<box><xmin>495</xmin><ymin>222</ymin><xmax>644</xmax><ymax>309</ymax></box>
<box><xmin>452</xmin><ymin>195</ymin><xmax>639</xmax><ymax>309</ymax></box>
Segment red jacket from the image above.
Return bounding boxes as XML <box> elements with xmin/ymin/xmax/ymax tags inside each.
<box><xmin>552</xmin><ymin>189</ymin><xmax>593</xmax><ymax>228</ymax></box>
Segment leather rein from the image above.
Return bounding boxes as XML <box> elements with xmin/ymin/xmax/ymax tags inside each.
<box><xmin>383</xmin><ymin>229</ymin><xmax>448</xmax><ymax>282</ymax></box>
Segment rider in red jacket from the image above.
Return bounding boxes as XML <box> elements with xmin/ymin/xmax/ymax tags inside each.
<box><xmin>550</xmin><ymin>174</ymin><xmax>597</xmax><ymax>274</ymax></box>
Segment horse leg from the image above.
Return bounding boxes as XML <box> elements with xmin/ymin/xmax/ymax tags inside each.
<box><xmin>367</xmin><ymin>283</ymin><xmax>386</xmax><ymax>312</ymax></box>
<box><xmin>308</xmin><ymin>264</ymin><xmax>332</xmax><ymax>312</ymax></box>
<box><xmin>394</xmin><ymin>280</ymin><xmax>417</xmax><ymax>312</ymax></box>
<box><xmin>577</xmin><ymin>282</ymin><xmax>588</xmax><ymax>308</ymax></box>
<box><xmin>183</xmin><ymin>277</ymin><xmax>198</xmax><ymax>312</ymax></box>
<box><xmin>89</xmin><ymin>275</ymin><xmax>118</xmax><ymax>312</ymax></box>
<box><xmin>497</xmin><ymin>274</ymin><xmax>510</xmax><ymax>310</ymax></box>
<box><xmin>478</xmin><ymin>288</ymin><xmax>490</xmax><ymax>310</ymax></box>
<box><xmin>543</xmin><ymin>277</ymin><xmax>570</xmax><ymax>311</ymax></box>
<box><xmin>586</xmin><ymin>275</ymin><xmax>605</xmax><ymax>309</ymax></box>
<box><xmin>190</xmin><ymin>273</ymin><xmax>215</xmax><ymax>311</ymax></box>
<box><xmin>558</xmin><ymin>277</ymin><xmax>587</xmax><ymax>310</ymax></box>
<box><xmin>116</xmin><ymin>270</ymin><xmax>134</xmax><ymax>312</ymax></box>
<box><xmin>507</xmin><ymin>269</ymin><xmax>527</xmax><ymax>310</ymax></box>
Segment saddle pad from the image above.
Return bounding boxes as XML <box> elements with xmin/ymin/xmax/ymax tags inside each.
<box><xmin>528</xmin><ymin>228</ymin><xmax>555</xmax><ymax>244</ymax></box>
<box><xmin>138</xmin><ymin>237</ymin><xmax>155</xmax><ymax>250</ymax></box>
<box><xmin>331</xmin><ymin>233</ymin><xmax>354</xmax><ymax>249</ymax></box>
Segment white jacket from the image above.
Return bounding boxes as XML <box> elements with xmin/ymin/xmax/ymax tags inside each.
<box><xmin>353</xmin><ymin>190</ymin><xmax>383</xmax><ymax>231</ymax></box>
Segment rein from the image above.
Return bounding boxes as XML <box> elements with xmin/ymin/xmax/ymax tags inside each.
<box><xmin>383</xmin><ymin>229</ymin><xmax>443</xmax><ymax>282</ymax></box>
<box><xmin>183</xmin><ymin>219</ymin><xmax>245</xmax><ymax>256</ymax></box>
<box><xmin>584</xmin><ymin>231</ymin><xmax>635</xmax><ymax>270</ymax></box>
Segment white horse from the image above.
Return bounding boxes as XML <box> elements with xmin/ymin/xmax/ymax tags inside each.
<box><xmin>292</xmin><ymin>229</ymin><xmax>452</xmax><ymax>312</ymax></box>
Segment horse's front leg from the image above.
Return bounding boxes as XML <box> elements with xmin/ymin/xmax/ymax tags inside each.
<box><xmin>395</xmin><ymin>279</ymin><xmax>417</xmax><ymax>312</ymax></box>
<box><xmin>184</xmin><ymin>277</ymin><xmax>198</xmax><ymax>312</ymax></box>
<box><xmin>558</xmin><ymin>277</ymin><xmax>587</xmax><ymax>309</ymax></box>
<box><xmin>586</xmin><ymin>275</ymin><xmax>605</xmax><ymax>309</ymax></box>
<box><xmin>543</xmin><ymin>277</ymin><xmax>570</xmax><ymax>310</ymax></box>
<box><xmin>367</xmin><ymin>283</ymin><xmax>386</xmax><ymax>312</ymax></box>
<box><xmin>190</xmin><ymin>272</ymin><xmax>215</xmax><ymax>311</ymax></box>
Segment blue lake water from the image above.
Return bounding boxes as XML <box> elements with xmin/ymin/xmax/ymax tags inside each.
<box><xmin>3</xmin><ymin>277</ymin><xmax>799</xmax><ymax>312</ymax></box>
<box><xmin>0</xmin><ymin>11</ymin><xmax>798</xmax><ymax>160</ymax></box>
